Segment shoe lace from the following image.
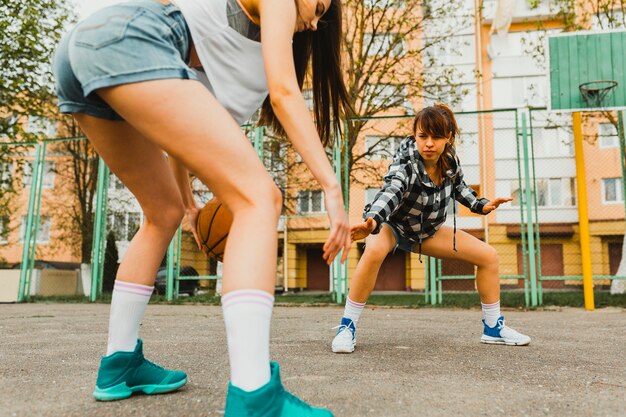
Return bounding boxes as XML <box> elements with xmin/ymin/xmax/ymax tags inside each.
<box><xmin>143</xmin><ymin>358</ymin><xmax>166</xmax><ymax>372</ymax></box>
<box><xmin>331</xmin><ymin>320</ymin><xmax>355</xmax><ymax>335</ymax></box>
<box><xmin>496</xmin><ymin>318</ymin><xmax>505</xmax><ymax>330</ymax></box>
<box><xmin>284</xmin><ymin>390</ymin><xmax>313</xmax><ymax>411</ymax></box>
<box><xmin>332</xmin><ymin>324</ymin><xmax>354</xmax><ymax>337</ymax></box>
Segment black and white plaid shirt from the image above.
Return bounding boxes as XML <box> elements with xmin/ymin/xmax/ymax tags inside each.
<box><xmin>364</xmin><ymin>136</ymin><xmax>489</xmax><ymax>246</ymax></box>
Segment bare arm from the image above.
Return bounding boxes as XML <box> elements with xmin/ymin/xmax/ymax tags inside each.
<box><xmin>258</xmin><ymin>0</ymin><xmax>349</xmax><ymax>264</ymax></box>
<box><xmin>168</xmin><ymin>155</ymin><xmax>196</xmax><ymax>209</ymax></box>
<box><xmin>168</xmin><ymin>155</ymin><xmax>202</xmax><ymax>249</ymax></box>
<box><xmin>258</xmin><ymin>0</ymin><xmax>338</xmax><ymax>192</ymax></box>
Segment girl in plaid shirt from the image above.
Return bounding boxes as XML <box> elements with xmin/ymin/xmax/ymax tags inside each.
<box><xmin>332</xmin><ymin>104</ymin><xmax>531</xmax><ymax>353</ymax></box>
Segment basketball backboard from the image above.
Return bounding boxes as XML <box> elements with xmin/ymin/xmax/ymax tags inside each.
<box><xmin>548</xmin><ymin>29</ymin><xmax>626</xmax><ymax>112</ymax></box>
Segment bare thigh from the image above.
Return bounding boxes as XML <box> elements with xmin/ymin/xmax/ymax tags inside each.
<box><xmin>363</xmin><ymin>223</ymin><xmax>398</xmax><ymax>258</ymax></box>
<box><xmin>73</xmin><ymin>115</ymin><xmax>182</xmax><ymax>221</ymax></box>
<box><xmin>94</xmin><ymin>79</ymin><xmax>277</xmax><ymax>213</ymax></box>
<box><xmin>90</xmin><ymin>79</ymin><xmax>281</xmax><ymax>292</ymax></box>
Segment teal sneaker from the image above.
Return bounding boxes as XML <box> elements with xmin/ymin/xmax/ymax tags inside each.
<box><xmin>93</xmin><ymin>339</ymin><xmax>187</xmax><ymax>401</ymax></box>
<box><xmin>224</xmin><ymin>362</ymin><xmax>333</xmax><ymax>417</ymax></box>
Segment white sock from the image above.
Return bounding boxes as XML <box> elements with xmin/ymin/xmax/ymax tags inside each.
<box><xmin>106</xmin><ymin>280</ymin><xmax>153</xmax><ymax>355</ymax></box>
<box><xmin>481</xmin><ymin>300</ymin><xmax>501</xmax><ymax>328</ymax></box>
<box><xmin>343</xmin><ymin>297</ymin><xmax>366</xmax><ymax>324</ymax></box>
<box><xmin>222</xmin><ymin>289</ymin><xmax>273</xmax><ymax>392</ymax></box>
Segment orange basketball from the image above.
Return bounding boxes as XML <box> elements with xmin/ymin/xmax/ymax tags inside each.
<box><xmin>196</xmin><ymin>197</ymin><xmax>233</xmax><ymax>262</ymax></box>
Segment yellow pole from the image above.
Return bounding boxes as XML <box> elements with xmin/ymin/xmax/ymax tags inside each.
<box><xmin>572</xmin><ymin>112</ymin><xmax>594</xmax><ymax>310</ymax></box>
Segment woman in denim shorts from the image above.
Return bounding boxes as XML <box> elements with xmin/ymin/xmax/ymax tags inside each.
<box><xmin>53</xmin><ymin>1</ymin><xmax>351</xmax><ymax>415</ymax></box>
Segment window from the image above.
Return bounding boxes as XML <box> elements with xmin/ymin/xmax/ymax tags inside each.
<box><xmin>364</xmin><ymin>0</ymin><xmax>405</xmax><ymax>9</ymax></box>
<box><xmin>592</xmin><ymin>9</ymin><xmax>626</xmax><ymax>29</ymax></box>
<box><xmin>265</xmin><ymin>140</ymin><xmax>286</xmax><ymax>176</ymax></box>
<box><xmin>365</xmin><ymin>188</ymin><xmax>380</xmax><ymax>205</ymax></box>
<box><xmin>22</xmin><ymin>160</ymin><xmax>55</xmax><ymax>189</ymax></box>
<box><xmin>302</xmin><ymin>89</ymin><xmax>313</xmax><ymax>111</ymax></box>
<box><xmin>127</xmin><ymin>213</ymin><xmax>141</xmax><ymax>240</ymax></box>
<box><xmin>109</xmin><ymin>212</ymin><xmax>144</xmax><ymax>241</ymax></box>
<box><xmin>456</xmin><ymin>132</ymin><xmax>480</xmax><ymax>164</ymax></box>
<box><xmin>598</xmin><ymin>123</ymin><xmax>619</xmax><ymax>149</ymax></box>
<box><xmin>365</xmin><ymin>84</ymin><xmax>409</xmax><ymax>110</ymax></box>
<box><xmin>363</xmin><ymin>32</ymin><xmax>404</xmax><ymax>57</ymax></box>
<box><xmin>19</xmin><ymin>216</ymin><xmax>51</xmax><ymax>243</ymax></box>
<box><xmin>297</xmin><ymin>190</ymin><xmax>325</xmax><ymax>214</ymax></box>
<box><xmin>192</xmin><ymin>178</ymin><xmax>213</xmax><ymax>205</ymax></box>
<box><xmin>424</xmin><ymin>35</ymin><xmax>475</xmax><ymax>65</ymax></box>
<box><xmin>109</xmin><ymin>175</ymin><xmax>126</xmax><ymax>190</ymax></box>
<box><xmin>602</xmin><ymin>178</ymin><xmax>624</xmax><ymax>203</ymax></box>
<box><xmin>0</xmin><ymin>114</ymin><xmax>18</xmax><ymax>138</ymax></box>
<box><xmin>1</xmin><ymin>162</ymin><xmax>13</xmax><ymax>190</ymax></box>
<box><xmin>532</xmin><ymin>126</ymin><xmax>574</xmax><ymax>157</ymax></box>
<box><xmin>511</xmin><ymin>178</ymin><xmax>576</xmax><ymax>207</ymax></box>
<box><xmin>0</xmin><ymin>216</ymin><xmax>9</xmax><ymax>244</ymax></box>
<box><xmin>491</xmin><ymin>76</ymin><xmax>547</xmax><ymax>108</ymax></box>
<box><xmin>365</xmin><ymin>136</ymin><xmax>404</xmax><ymax>160</ymax></box>
<box><xmin>26</xmin><ymin>116</ymin><xmax>57</xmax><ymax>138</ymax></box>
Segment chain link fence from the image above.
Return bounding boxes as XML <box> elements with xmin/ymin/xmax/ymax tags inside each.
<box><xmin>528</xmin><ymin>108</ymin><xmax>626</xmax><ymax>302</ymax></box>
<box><xmin>345</xmin><ymin>110</ymin><xmax>530</xmax><ymax>304</ymax></box>
<box><xmin>1</xmin><ymin>139</ymin><xmax>90</xmax><ymax>301</ymax></box>
<box><xmin>1</xmin><ymin>108</ymin><xmax>625</xmax><ymax>305</ymax></box>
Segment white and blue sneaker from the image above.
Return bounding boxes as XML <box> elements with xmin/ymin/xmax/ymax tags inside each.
<box><xmin>332</xmin><ymin>317</ymin><xmax>356</xmax><ymax>353</ymax></box>
<box><xmin>481</xmin><ymin>316</ymin><xmax>531</xmax><ymax>346</ymax></box>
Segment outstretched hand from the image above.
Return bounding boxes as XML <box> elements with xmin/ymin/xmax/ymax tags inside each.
<box><xmin>482</xmin><ymin>197</ymin><xmax>513</xmax><ymax>214</ymax></box>
<box><xmin>350</xmin><ymin>217</ymin><xmax>377</xmax><ymax>243</ymax></box>
<box><xmin>322</xmin><ymin>186</ymin><xmax>351</xmax><ymax>265</ymax></box>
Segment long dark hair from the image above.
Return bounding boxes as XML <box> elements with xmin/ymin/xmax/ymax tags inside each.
<box><xmin>412</xmin><ymin>103</ymin><xmax>460</xmax><ymax>179</ymax></box>
<box><xmin>258</xmin><ymin>0</ymin><xmax>352</xmax><ymax>147</ymax></box>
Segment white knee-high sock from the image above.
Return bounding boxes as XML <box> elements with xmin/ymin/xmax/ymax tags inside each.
<box><xmin>481</xmin><ymin>300</ymin><xmax>501</xmax><ymax>328</ymax></box>
<box><xmin>106</xmin><ymin>280</ymin><xmax>154</xmax><ymax>355</ymax></box>
<box><xmin>343</xmin><ymin>297</ymin><xmax>366</xmax><ymax>324</ymax></box>
<box><xmin>222</xmin><ymin>289</ymin><xmax>273</xmax><ymax>392</ymax></box>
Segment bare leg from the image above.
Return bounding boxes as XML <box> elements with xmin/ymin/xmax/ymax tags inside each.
<box><xmin>94</xmin><ymin>79</ymin><xmax>282</xmax><ymax>294</ymax></box>
<box><xmin>73</xmin><ymin>115</ymin><xmax>184</xmax><ymax>286</ymax></box>
<box><xmin>88</xmin><ymin>79</ymin><xmax>285</xmax><ymax>394</ymax></box>
<box><xmin>347</xmin><ymin>224</ymin><xmax>397</xmax><ymax>303</ymax></box>
<box><xmin>418</xmin><ymin>226</ymin><xmax>500</xmax><ymax>304</ymax></box>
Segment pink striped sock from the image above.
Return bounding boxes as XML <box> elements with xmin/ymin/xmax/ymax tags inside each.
<box><xmin>343</xmin><ymin>297</ymin><xmax>366</xmax><ymax>324</ymax></box>
<box><xmin>106</xmin><ymin>280</ymin><xmax>154</xmax><ymax>355</ymax></box>
<box><xmin>222</xmin><ymin>289</ymin><xmax>274</xmax><ymax>391</ymax></box>
<box><xmin>481</xmin><ymin>300</ymin><xmax>501</xmax><ymax>328</ymax></box>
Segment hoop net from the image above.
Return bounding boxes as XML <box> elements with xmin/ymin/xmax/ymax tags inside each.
<box><xmin>579</xmin><ymin>80</ymin><xmax>618</xmax><ymax>109</ymax></box>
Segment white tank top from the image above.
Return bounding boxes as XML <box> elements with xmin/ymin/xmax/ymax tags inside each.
<box><xmin>176</xmin><ymin>0</ymin><xmax>268</xmax><ymax>124</ymax></box>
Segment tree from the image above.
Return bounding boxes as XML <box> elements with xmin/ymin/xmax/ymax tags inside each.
<box><xmin>342</xmin><ymin>0</ymin><xmax>473</xmax><ymax>184</ymax></box>
<box><xmin>0</xmin><ymin>1</ymin><xmax>103</xmax><ymax>266</ymax></box>
<box><xmin>50</xmin><ymin>122</ymin><xmax>101</xmax><ymax>264</ymax></box>
<box><xmin>0</xmin><ymin>0</ymin><xmax>75</xmax><ymax>138</ymax></box>
<box><xmin>262</xmin><ymin>0</ymin><xmax>473</xmax><ymax>214</ymax></box>
<box><xmin>0</xmin><ymin>0</ymin><xmax>76</xmax><ymax>254</ymax></box>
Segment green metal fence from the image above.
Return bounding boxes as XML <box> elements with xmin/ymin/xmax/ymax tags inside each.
<box><xmin>527</xmin><ymin>108</ymin><xmax>626</xmax><ymax>305</ymax></box>
<box><xmin>1</xmin><ymin>107</ymin><xmax>625</xmax><ymax>305</ymax></box>
<box><xmin>0</xmin><ymin>137</ymin><xmax>98</xmax><ymax>302</ymax></box>
<box><xmin>345</xmin><ymin>108</ymin><xmax>626</xmax><ymax>307</ymax></box>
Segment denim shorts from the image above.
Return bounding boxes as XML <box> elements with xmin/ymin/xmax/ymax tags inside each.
<box><xmin>383</xmin><ymin>222</ymin><xmax>416</xmax><ymax>253</ymax></box>
<box><xmin>52</xmin><ymin>0</ymin><xmax>197</xmax><ymax>120</ymax></box>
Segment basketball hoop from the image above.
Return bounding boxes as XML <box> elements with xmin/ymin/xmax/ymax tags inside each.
<box><xmin>579</xmin><ymin>80</ymin><xmax>618</xmax><ymax>109</ymax></box>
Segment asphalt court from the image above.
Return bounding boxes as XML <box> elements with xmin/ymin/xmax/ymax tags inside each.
<box><xmin>1</xmin><ymin>303</ymin><xmax>624</xmax><ymax>416</ymax></box>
